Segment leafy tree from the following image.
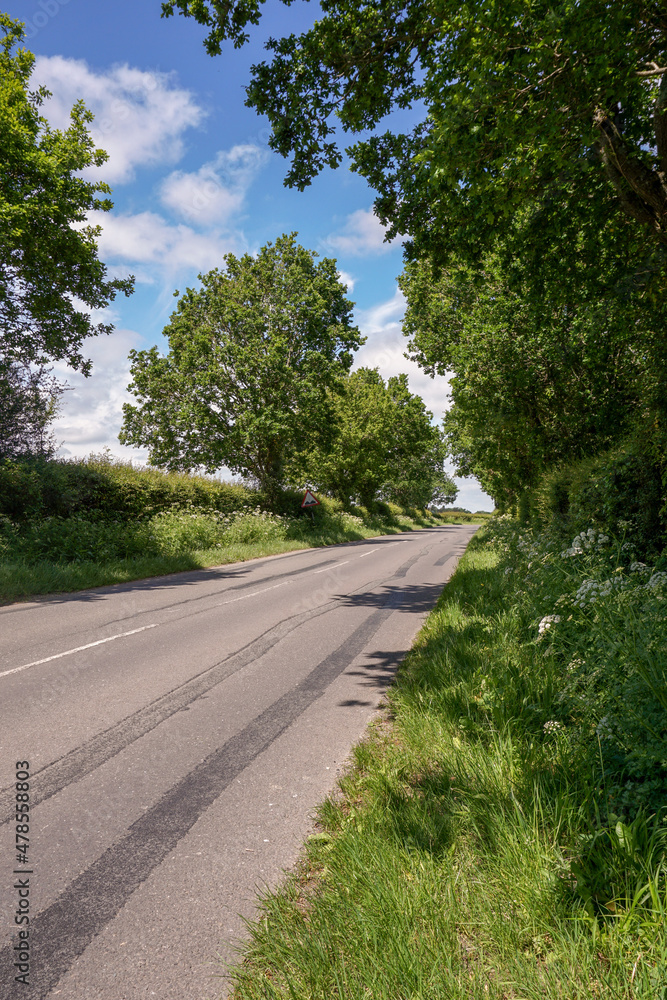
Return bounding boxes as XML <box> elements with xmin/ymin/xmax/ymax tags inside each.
<box><xmin>161</xmin><ymin>0</ymin><xmax>667</xmax><ymax>267</ymax></box>
<box><xmin>288</xmin><ymin>367</ymin><xmax>455</xmax><ymax>509</ymax></box>
<box><xmin>400</xmin><ymin>248</ymin><xmax>652</xmax><ymax>509</ymax></box>
<box><xmin>0</xmin><ymin>14</ymin><xmax>133</xmax><ymax>374</ymax></box>
<box><xmin>0</xmin><ymin>361</ymin><xmax>61</xmax><ymax>459</ymax></box>
<box><xmin>120</xmin><ymin>234</ymin><xmax>363</xmax><ymax>497</ymax></box>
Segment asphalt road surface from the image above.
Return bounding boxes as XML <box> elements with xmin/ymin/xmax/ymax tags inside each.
<box><xmin>0</xmin><ymin>524</ymin><xmax>477</xmax><ymax>1000</ymax></box>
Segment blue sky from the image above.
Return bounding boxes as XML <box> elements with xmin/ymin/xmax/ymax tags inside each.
<box><xmin>17</xmin><ymin>0</ymin><xmax>492</xmax><ymax>510</ymax></box>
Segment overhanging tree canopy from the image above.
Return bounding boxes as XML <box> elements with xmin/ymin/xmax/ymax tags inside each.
<box><xmin>399</xmin><ymin>241</ymin><xmax>659</xmax><ymax>507</ymax></box>
<box><xmin>161</xmin><ymin>0</ymin><xmax>667</xmax><ymax>267</ymax></box>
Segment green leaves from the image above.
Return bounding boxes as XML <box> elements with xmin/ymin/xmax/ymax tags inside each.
<box><xmin>0</xmin><ymin>15</ymin><xmax>133</xmax><ymax>374</ymax></box>
<box><xmin>121</xmin><ymin>234</ymin><xmax>362</xmax><ymax>494</ymax></box>
<box><xmin>287</xmin><ymin>366</ymin><xmax>455</xmax><ymax>509</ymax></box>
<box><xmin>163</xmin><ymin>0</ymin><xmax>667</xmax><ymax>258</ymax></box>
<box><xmin>399</xmin><ymin>230</ymin><xmax>661</xmax><ymax>508</ymax></box>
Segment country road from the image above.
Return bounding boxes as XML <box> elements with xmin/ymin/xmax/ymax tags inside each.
<box><xmin>0</xmin><ymin>524</ymin><xmax>477</xmax><ymax>1000</ymax></box>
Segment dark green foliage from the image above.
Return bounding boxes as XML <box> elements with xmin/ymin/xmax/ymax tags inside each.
<box><xmin>400</xmin><ymin>235</ymin><xmax>665</xmax><ymax>511</ymax></box>
<box><xmin>530</xmin><ymin>435</ymin><xmax>667</xmax><ymax>561</ymax></box>
<box><xmin>0</xmin><ymin>454</ymin><xmax>257</xmax><ymax>523</ymax></box>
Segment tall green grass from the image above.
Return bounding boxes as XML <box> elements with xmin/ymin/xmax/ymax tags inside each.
<box><xmin>225</xmin><ymin>522</ymin><xmax>667</xmax><ymax>1000</ymax></box>
<box><xmin>0</xmin><ymin>494</ymin><xmax>458</xmax><ymax>603</ymax></box>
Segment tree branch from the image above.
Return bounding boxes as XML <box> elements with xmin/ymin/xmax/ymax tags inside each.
<box><xmin>594</xmin><ymin>108</ymin><xmax>667</xmax><ymax>239</ymax></box>
<box><xmin>637</xmin><ymin>62</ymin><xmax>667</xmax><ymax>76</ymax></box>
<box><xmin>654</xmin><ymin>70</ymin><xmax>667</xmax><ymax>174</ymax></box>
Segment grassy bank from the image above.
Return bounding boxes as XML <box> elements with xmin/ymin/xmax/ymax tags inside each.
<box><xmin>0</xmin><ymin>501</ymin><xmax>473</xmax><ymax>605</ymax></box>
<box><xmin>225</xmin><ymin>521</ymin><xmax>667</xmax><ymax>999</ymax></box>
<box><xmin>0</xmin><ymin>454</ymin><xmax>493</xmax><ymax>603</ymax></box>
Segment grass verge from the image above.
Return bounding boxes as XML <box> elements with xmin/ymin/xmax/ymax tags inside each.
<box><xmin>0</xmin><ymin>507</ymin><xmax>486</xmax><ymax>604</ymax></box>
<box><xmin>224</xmin><ymin>525</ymin><xmax>666</xmax><ymax>1000</ymax></box>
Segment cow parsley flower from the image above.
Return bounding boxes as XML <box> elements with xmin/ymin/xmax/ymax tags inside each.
<box><xmin>538</xmin><ymin>615</ymin><xmax>561</xmax><ymax>635</ymax></box>
<box><xmin>645</xmin><ymin>572</ymin><xmax>667</xmax><ymax>592</ymax></box>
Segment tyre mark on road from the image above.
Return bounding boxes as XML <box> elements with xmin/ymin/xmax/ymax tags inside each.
<box><xmin>0</xmin><ymin>603</ymin><xmax>398</xmax><ymax>1000</ymax></box>
<box><xmin>0</xmin><ymin>591</ymin><xmax>329</xmax><ymax>824</ymax></box>
<box><xmin>0</xmin><ymin>536</ymin><xmax>443</xmax><ymax>824</ymax></box>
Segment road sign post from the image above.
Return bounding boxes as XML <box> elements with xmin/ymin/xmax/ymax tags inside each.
<box><xmin>300</xmin><ymin>489</ymin><xmax>320</xmax><ymax>522</ymax></box>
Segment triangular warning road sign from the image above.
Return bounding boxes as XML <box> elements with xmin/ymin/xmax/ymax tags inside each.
<box><xmin>301</xmin><ymin>489</ymin><xmax>320</xmax><ymax>508</ymax></box>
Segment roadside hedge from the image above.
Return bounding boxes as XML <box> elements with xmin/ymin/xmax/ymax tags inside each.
<box><xmin>0</xmin><ymin>454</ymin><xmax>259</xmax><ymax>522</ymax></box>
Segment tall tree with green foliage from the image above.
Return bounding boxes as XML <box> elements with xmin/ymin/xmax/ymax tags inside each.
<box><xmin>288</xmin><ymin>367</ymin><xmax>455</xmax><ymax>509</ymax></box>
<box><xmin>400</xmin><ymin>242</ymin><xmax>655</xmax><ymax>508</ymax></box>
<box><xmin>161</xmin><ymin>0</ymin><xmax>667</xmax><ymax>270</ymax></box>
<box><xmin>120</xmin><ymin>234</ymin><xmax>363</xmax><ymax>497</ymax></box>
<box><xmin>0</xmin><ymin>14</ymin><xmax>133</xmax><ymax>374</ymax></box>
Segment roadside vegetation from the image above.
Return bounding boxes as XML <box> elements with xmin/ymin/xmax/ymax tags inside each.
<box><xmin>3</xmin><ymin>7</ymin><xmax>666</xmax><ymax>993</ymax></box>
<box><xmin>226</xmin><ymin>519</ymin><xmax>667</xmax><ymax>1000</ymax></box>
<box><xmin>0</xmin><ymin>453</ymin><xmax>481</xmax><ymax>604</ymax></box>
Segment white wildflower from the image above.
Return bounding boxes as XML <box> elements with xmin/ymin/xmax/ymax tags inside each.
<box><xmin>561</xmin><ymin>527</ymin><xmax>609</xmax><ymax>557</ymax></box>
<box><xmin>543</xmin><ymin>720</ymin><xmax>563</xmax><ymax>734</ymax></box>
<box><xmin>595</xmin><ymin>716</ymin><xmax>614</xmax><ymax>740</ymax></box>
<box><xmin>538</xmin><ymin>615</ymin><xmax>561</xmax><ymax>635</ymax></box>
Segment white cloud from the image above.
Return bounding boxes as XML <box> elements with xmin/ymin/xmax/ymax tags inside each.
<box><xmin>337</xmin><ymin>270</ymin><xmax>356</xmax><ymax>293</ymax></box>
<box><xmin>52</xmin><ymin>328</ymin><xmax>149</xmax><ymax>463</ymax></box>
<box><xmin>33</xmin><ymin>56</ymin><xmax>205</xmax><ymax>183</ymax></box>
<box><xmin>74</xmin><ymin>142</ymin><xmax>268</xmax><ymax>282</ymax></box>
<box><xmin>325</xmin><ymin>208</ymin><xmax>401</xmax><ymax>257</ymax></box>
<box><xmin>160</xmin><ymin>145</ymin><xmax>267</xmax><ymax>226</ymax></box>
<box><xmin>354</xmin><ymin>289</ymin><xmax>449</xmax><ymax>422</ymax></box>
<box><xmin>87</xmin><ymin>209</ymin><xmax>240</xmax><ymax>279</ymax></box>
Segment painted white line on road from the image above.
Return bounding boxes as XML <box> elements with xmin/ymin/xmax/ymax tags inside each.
<box><xmin>0</xmin><ymin>625</ymin><xmax>159</xmax><ymax>679</ymax></box>
<box><xmin>314</xmin><ymin>561</ymin><xmax>350</xmax><ymax>574</ymax></box>
<box><xmin>215</xmin><ymin>580</ymin><xmax>292</xmax><ymax>606</ymax></box>
<box><xmin>358</xmin><ymin>550</ymin><xmax>378</xmax><ymax>558</ymax></box>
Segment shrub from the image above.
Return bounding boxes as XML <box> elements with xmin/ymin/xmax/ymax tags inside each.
<box><xmin>487</xmin><ymin>516</ymin><xmax>667</xmax><ymax>822</ymax></box>
<box><xmin>0</xmin><ymin>453</ymin><xmax>259</xmax><ymax>522</ymax></box>
<box><xmin>530</xmin><ymin>437</ymin><xmax>666</xmax><ymax>560</ymax></box>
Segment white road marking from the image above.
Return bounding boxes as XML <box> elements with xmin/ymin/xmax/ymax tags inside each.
<box><xmin>4</xmin><ymin>537</ymin><xmax>418</xmax><ymax>680</ymax></box>
<box><xmin>215</xmin><ymin>580</ymin><xmax>292</xmax><ymax>606</ymax></box>
<box><xmin>314</xmin><ymin>561</ymin><xmax>350</xmax><ymax>574</ymax></box>
<box><xmin>0</xmin><ymin>625</ymin><xmax>159</xmax><ymax>679</ymax></box>
<box><xmin>1</xmin><ymin>581</ymin><xmax>296</xmax><ymax>680</ymax></box>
